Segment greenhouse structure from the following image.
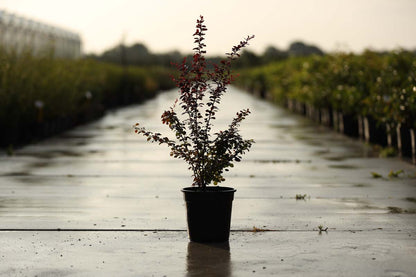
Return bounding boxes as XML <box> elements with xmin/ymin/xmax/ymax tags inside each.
<box><xmin>0</xmin><ymin>10</ymin><xmax>81</xmax><ymax>58</ymax></box>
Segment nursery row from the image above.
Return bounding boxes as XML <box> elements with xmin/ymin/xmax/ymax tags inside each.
<box><xmin>0</xmin><ymin>49</ymin><xmax>175</xmax><ymax>148</ymax></box>
<box><xmin>235</xmin><ymin>50</ymin><xmax>416</xmax><ymax>163</ymax></box>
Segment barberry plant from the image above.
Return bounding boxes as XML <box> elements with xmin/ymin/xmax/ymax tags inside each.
<box><xmin>134</xmin><ymin>15</ymin><xmax>254</xmax><ymax>188</ymax></box>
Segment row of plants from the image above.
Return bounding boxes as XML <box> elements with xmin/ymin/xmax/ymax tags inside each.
<box><xmin>0</xmin><ymin>48</ymin><xmax>175</xmax><ymax>148</ymax></box>
<box><xmin>235</xmin><ymin>50</ymin><xmax>416</xmax><ymax>163</ymax></box>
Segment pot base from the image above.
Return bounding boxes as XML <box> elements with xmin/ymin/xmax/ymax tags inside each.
<box><xmin>182</xmin><ymin>187</ymin><xmax>236</xmax><ymax>242</ymax></box>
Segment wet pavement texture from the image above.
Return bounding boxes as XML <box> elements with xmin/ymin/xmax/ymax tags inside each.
<box><xmin>1</xmin><ymin>86</ymin><xmax>416</xmax><ymax>276</ymax></box>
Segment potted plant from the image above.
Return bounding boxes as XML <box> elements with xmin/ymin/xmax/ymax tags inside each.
<box><xmin>134</xmin><ymin>15</ymin><xmax>254</xmax><ymax>242</ymax></box>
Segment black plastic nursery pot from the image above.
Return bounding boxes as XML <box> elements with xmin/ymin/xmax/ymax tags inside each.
<box><xmin>182</xmin><ymin>186</ymin><xmax>236</xmax><ymax>243</ymax></box>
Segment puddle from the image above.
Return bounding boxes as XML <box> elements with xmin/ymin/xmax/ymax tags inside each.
<box><xmin>293</xmin><ymin>134</ymin><xmax>312</xmax><ymax>141</ymax></box>
<box><xmin>304</xmin><ymin>141</ymin><xmax>324</xmax><ymax>147</ymax></box>
<box><xmin>17</xmin><ymin>150</ymin><xmax>85</xmax><ymax>159</ymax></box>
<box><xmin>323</xmin><ymin>156</ymin><xmax>348</xmax><ymax>162</ymax></box>
<box><xmin>328</xmin><ymin>164</ymin><xmax>359</xmax><ymax>169</ymax></box>
<box><xmin>383</xmin><ymin>270</ymin><xmax>411</xmax><ymax>277</ymax></box>
<box><xmin>314</xmin><ymin>149</ymin><xmax>331</xmax><ymax>155</ymax></box>
<box><xmin>60</xmin><ymin>134</ymin><xmax>95</xmax><ymax>139</ymax></box>
<box><xmin>321</xmin><ymin>153</ymin><xmax>366</xmax><ymax>161</ymax></box>
<box><xmin>12</xmin><ymin>176</ymin><xmax>51</xmax><ymax>185</ymax></box>
<box><xmin>292</xmin><ymin>135</ymin><xmax>324</xmax><ymax>146</ymax></box>
<box><xmin>352</xmin><ymin>183</ymin><xmax>371</xmax><ymax>188</ymax></box>
<box><xmin>269</xmin><ymin>124</ymin><xmax>292</xmax><ymax>129</ymax></box>
<box><xmin>2</xmin><ymin>171</ymin><xmax>31</xmax><ymax>177</ymax></box>
<box><xmin>322</xmin><ymin>197</ymin><xmax>384</xmax><ymax>211</ymax></box>
<box><xmin>361</xmin><ymin>204</ymin><xmax>384</xmax><ymax>211</ymax></box>
<box><xmin>404</xmin><ymin>197</ymin><xmax>416</xmax><ymax>203</ymax></box>
<box><xmin>97</xmin><ymin>125</ymin><xmax>117</xmax><ymax>130</ymax></box>
<box><xmin>254</xmin><ymin>159</ymin><xmax>311</xmax><ymax>164</ymax></box>
<box><xmin>27</xmin><ymin>161</ymin><xmax>52</xmax><ymax>169</ymax></box>
<box><xmin>387</xmin><ymin>206</ymin><xmax>416</xmax><ymax>214</ymax></box>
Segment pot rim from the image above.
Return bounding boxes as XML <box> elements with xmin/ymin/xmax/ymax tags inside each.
<box><xmin>181</xmin><ymin>186</ymin><xmax>236</xmax><ymax>193</ymax></box>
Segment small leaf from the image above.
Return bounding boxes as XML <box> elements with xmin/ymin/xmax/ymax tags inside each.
<box><xmin>371</xmin><ymin>172</ymin><xmax>382</xmax><ymax>178</ymax></box>
<box><xmin>388</xmin><ymin>169</ymin><xmax>404</xmax><ymax>178</ymax></box>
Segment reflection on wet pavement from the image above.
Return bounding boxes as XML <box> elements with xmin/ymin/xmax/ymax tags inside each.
<box><xmin>186</xmin><ymin>242</ymin><xmax>231</xmax><ymax>277</ymax></box>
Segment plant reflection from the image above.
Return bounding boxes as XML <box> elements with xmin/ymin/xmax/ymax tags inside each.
<box><xmin>186</xmin><ymin>242</ymin><xmax>231</xmax><ymax>277</ymax></box>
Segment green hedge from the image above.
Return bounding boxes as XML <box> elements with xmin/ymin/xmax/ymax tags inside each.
<box><xmin>0</xmin><ymin>48</ymin><xmax>175</xmax><ymax>147</ymax></box>
<box><xmin>236</xmin><ymin>50</ymin><xmax>416</xmax><ymax>129</ymax></box>
<box><xmin>235</xmin><ymin>50</ymin><xmax>416</xmax><ymax>160</ymax></box>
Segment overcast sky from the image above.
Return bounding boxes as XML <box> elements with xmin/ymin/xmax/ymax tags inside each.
<box><xmin>2</xmin><ymin>0</ymin><xmax>416</xmax><ymax>56</ymax></box>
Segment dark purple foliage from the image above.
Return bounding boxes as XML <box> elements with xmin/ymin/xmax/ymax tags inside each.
<box><xmin>134</xmin><ymin>15</ymin><xmax>254</xmax><ymax>188</ymax></box>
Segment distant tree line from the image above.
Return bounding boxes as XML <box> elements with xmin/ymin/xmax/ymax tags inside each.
<box><xmin>87</xmin><ymin>41</ymin><xmax>325</xmax><ymax>68</ymax></box>
<box><xmin>87</xmin><ymin>43</ymin><xmax>183</xmax><ymax>67</ymax></box>
<box><xmin>234</xmin><ymin>41</ymin><xmax>324</xmax><ymax>68</ymax></box>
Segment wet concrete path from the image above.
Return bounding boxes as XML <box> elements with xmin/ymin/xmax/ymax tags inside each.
<box><xmin>1</xmin><ymin>86</ymin><xmax>416</xmax><ymax>276</ymax></box>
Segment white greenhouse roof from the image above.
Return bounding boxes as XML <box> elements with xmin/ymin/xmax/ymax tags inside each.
<box><xmin>0</xmin><ymin>9</ymin><xmax>81</xmax><ymax>41</ymax></box>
